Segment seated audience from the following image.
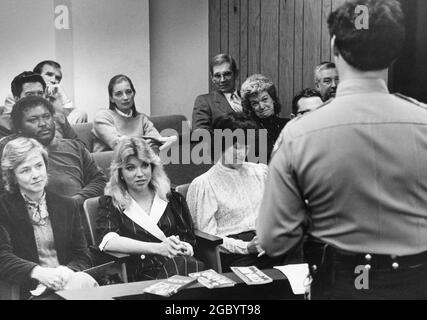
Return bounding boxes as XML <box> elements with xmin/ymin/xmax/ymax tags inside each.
<box><xmin>314</xmin><ymin>61</ymin><xmax>339</xmax><ymax>102</ymax></box>
<box><xmin>0</xmin><ymin>96</ymin><xmax>107</xmax><ymax>205</ymax></box>
<box><xmin>241</xmin><ymin>74</ymin><xmax>289</xmax><ymax>162</ymax></box>
<box><xmin>186</xmin><ymin>113</ymin><xmax>284</xmax><ymax>272</ymax></box>
<box><xmin>192</xmin><ymin>53</ymin><xmax>242</xmax><ymax>133</ymax></box>
<box><xmin>34</xmin><ymin>60</ymin><xmax>88</xmax><ymax>124</ymax></box>
<box><xmin>93</xmin><ymin>75</ymin><xmax>174</xmax><ymax>153</ymax></box>
<box><xmin>291</xmin><ymin>88</ymin><xmax>323</xmax><ymax>118</ymax></box>
<box><xmin>0</xmin><ymin>71</ymin><xmax>77</xmax><ymax>140</ymax></box>
<box><xmin>96</xmin><ymin>136</ymin><xmax>204</xmax><ymax>281</ymax></box>
<box><xmin>4</xmin><ymin>61</ymin><xmax>88</xmax><ymax>125</ymax></box>
<box><xmin>0</xmin><ymin>137</ymin><xmax>94</xmax><ymax>299</ymax></box>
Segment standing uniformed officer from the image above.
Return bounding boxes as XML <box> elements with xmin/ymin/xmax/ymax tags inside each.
<box><xmin>257</xmin><ymin>0</ymin><xmax>427</xmax><ymax>299</ymax></box>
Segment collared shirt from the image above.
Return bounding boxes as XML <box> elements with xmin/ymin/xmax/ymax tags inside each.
<box><xmin>258</xmin><ymin>78</ymin><xmax>427</xmax><ymax>257</ymax></box>
<box><xmin>22</xmin><ymin>192</ymin><xmax>60</xmax><ymax>268</ymax></box>
<box><xmin>224</xmin><ymin>91</ymin><xmax>243</xmax><ymax>113</ymax></box>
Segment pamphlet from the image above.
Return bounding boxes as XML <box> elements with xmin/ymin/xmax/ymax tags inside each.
<box><xmin>230</xmin><ymin>266</ymin><xmax>273</xmax><ymax>285</ymax></box>
<box><xmin>189</xmin><ymin>269</ymin><xmax>236</xmax><ymax>289</ymax></box>
<box><xmin>143</xmin><ymin>275</ymin><xmax>196</xmax><ymax>297</ymax></box>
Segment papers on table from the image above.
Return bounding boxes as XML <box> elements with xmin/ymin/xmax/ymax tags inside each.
<box><xmin>274</xmin><ymin>263</ymin><xmax>310</xmax><ymax>295</ymax></box>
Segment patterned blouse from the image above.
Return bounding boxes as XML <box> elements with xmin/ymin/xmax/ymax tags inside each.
<box><xmin>22</xmin><ymin>192</ymin><xmax>60</xmax><ymax>268</ymax></box>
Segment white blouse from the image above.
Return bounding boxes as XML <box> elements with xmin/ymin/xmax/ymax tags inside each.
<box><xmin>186</xmin><ymin>161</ymin><xmax>268</xmax><ymax>254</ymax></box>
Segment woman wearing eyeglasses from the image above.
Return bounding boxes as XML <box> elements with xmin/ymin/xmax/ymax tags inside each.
<box><xmin>0</xmin><ymin>137</ymin><xmax>95</xmax><ymax>299</ymax></box>
<box><xmin>241</xmin><ymin>74</ymin><xmax>290</xmax><ymax>162</ymax></box>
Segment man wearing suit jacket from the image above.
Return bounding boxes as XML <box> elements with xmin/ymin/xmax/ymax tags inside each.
<box><xmin>192</xmin><ymin>54</ymin><xmax>243</xmax><ymax>132</ymax></box>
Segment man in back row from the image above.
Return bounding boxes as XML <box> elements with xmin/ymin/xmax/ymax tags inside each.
<box><xmin>258</xmin><ymin>0</ymin><xmax>427</xmax><ymax>299</ymax></box>
<box><xmin>192</xmin><ymin>53</ymin><xmax>243</xmax><ymax>133</ymax></box>
<box><xmin>314</xmin><ymin>61</ymin><xmax>339</xmax><ymax>102</ymax></box>
<box><xmin>4</xmin><ymin>60</ymin><xmax>87</xmax><ymax>125</ymax></box>
<box><xmin>0</xmin><ymin>71</ymin><xmax>77</xmax><ymax>140</ymax></box>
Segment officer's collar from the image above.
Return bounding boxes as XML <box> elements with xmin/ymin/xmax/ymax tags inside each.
<box><xmin>336</xmin><ymin>78</ymin><xmax>389</xmax><ymax>97</ymax></box>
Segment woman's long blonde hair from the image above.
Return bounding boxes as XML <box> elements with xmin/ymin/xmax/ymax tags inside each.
<box><xmin>105</xmin><ymin>137</ymin><xmax>171</xmax><ymax>210</ymax></box>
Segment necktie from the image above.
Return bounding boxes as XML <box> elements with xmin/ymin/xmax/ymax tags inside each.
<box><xmin>229</xmin><ymin>93</ymin><xmax>242</xmax><ymax>112</ymax></box>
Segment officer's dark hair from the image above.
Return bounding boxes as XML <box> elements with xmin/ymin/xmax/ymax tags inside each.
<box><xmin>327</xmin><ymin>0</ymin><xmax>405</xmax><ymax>71</ymax></box>
<box><xmin>33</xmin><ymin>60</ymin><xmax>61</xmax><ymax>75</ymax></box>
<box><xmin>11</xmin><ymin>96</ymin><xmax>55</xmax><ymax>132</ymax></box>
<box><xmin>11</xmin><ymin>71</ymin><xmax>46</xmax><ymax>98</ymax></box>
<box><xmin>292</xmin><ymin>88</ymin><xmax>322</xmax><ymax>115</ymax></box>
<box><xmin>209</xmin><ymin>53</ymin><xmax>238</xmax><ymax>76</ymax></box>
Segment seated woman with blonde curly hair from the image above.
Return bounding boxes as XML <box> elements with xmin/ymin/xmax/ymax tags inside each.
<box><xmin>96</xmin><ymin>136</ymin><xmax>204</xmax><ymax>281</ymax></box>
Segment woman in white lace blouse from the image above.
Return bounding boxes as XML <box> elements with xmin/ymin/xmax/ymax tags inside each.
<box><xmin>186</xmin><ymin>113</ymin><xmax>284</xmax><ymax>272</ymax></box>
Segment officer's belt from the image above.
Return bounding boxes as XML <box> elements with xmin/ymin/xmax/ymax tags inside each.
<box><xmin>304</xmin><ymin>239</ymin><xmax>427</xmax><ymax>271</ymax></box>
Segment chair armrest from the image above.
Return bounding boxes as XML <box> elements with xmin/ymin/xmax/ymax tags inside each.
<box><xmin>195</xmin><ymin>230</ymin><xmax>223</xmax><ymax>246</ymax></box>
<box><xmin>89</xmin><ymin>245</ymin><xmax>131</xmax><ymax>264</ymax></box>
<box><xmin>194</xmin><ymin>231</ymin><xmax>223</xmax><ymax>273</ymax></box>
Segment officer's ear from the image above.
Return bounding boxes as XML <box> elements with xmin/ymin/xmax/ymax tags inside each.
<box><xmin>331</xmin><ymin>36</ymin><xmax>340</xmax><ymax>57</ymax></box>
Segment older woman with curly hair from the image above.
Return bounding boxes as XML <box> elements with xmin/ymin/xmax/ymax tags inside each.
<box><xmin>241</xmin><ymin>74</ymin><xmax>290</xmax><ymax>162</ymax></box>
<box><xmin>96</xmin><ymin>136</ymin><xmax>204</xmax><ymax>281</ymax></box>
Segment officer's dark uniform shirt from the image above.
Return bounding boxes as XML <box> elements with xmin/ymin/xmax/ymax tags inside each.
<box><xmin>257</xmin><ymin>78</ymin><xmax>427</xmax><ymax>257</ymax></box>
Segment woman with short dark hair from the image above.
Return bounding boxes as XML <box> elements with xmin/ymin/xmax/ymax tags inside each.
<box><xmin>187</xmin><ymin>113</ymin><xmax>284</xmax><ymax>272</ymax></box>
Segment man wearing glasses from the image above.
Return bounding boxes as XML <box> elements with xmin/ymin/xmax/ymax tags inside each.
<box><xmin>0</xmin><ymin>71</ymin><xmax>77</xmax><ymax>140</ymax></box>
<box><xmin>192</xmin><ymin>53</ymin><xmax>242</xmax><ymax>132</ymax></box>
<box><xmin>290</xmin><ymin>88</ymin><xmax>323</xmax><ymax>118</ymax></box>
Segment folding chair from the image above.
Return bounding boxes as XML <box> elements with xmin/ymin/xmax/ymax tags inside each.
<box><xmin>83</xmin><ymin>197</ymin><xmax>129</xmax><ymax>282</ymax></box>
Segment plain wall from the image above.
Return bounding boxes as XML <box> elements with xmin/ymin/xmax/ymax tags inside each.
<box><xmin>149</xmin><ymin>0</ymin><xmax>209</xmax><ymax>121</ymax></box>
<box><xmin>71</xmin><ymin>0</ymin><xmax>150</xmax><ymax>120</ymax></box>
<box><xmin>0</xmin><ymin>0</ymin><xmax>55</xmax><ymax>104</ymax></box>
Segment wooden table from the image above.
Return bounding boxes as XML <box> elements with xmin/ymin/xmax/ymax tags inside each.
<box><xmin>55</xmin><ymin>269</ymin><xmax>303</xmax><ymax>300</ymax></box>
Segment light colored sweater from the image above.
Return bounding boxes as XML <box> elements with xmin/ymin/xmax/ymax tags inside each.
<box><xmin>186</xmin><ymin>161</ymin><xmax>268</xmax><ymax>254</ymax></box>
<box><xmin>92</xmin><ymin>109</ymin><xmax>161</xmax><ymax>152</ymax></box>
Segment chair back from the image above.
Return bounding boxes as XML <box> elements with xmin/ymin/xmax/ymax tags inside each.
<box><xmin>149</xmin><ymin>114</ymin><xmax>190</xmax><ymax>135</ymax></box>
<box><xmin>83</xmin><ymin>196</ymin><xmax>101</xmax><ymax>246</ymax></box>
<box><xmin>72</xmin><ymin>122</ymin><xmax>94</xmax><ymax>152</ymax></box>
<box><xmin>164</xmin><ymin>161</ymin><xmax>212</xmax><ymax>186</ymax></box>
<box><xmin>92</xmin><ymin>151</ymin><xmax>113</xmax><ymax>180</ymax></box>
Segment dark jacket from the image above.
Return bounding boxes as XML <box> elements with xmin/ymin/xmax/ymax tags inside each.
<box><xmin>0</xmin><ymin>191</ymin><xmax>92</xmax><ymax>298</ymax></box>
<box><xmin>192</xmin><ymin>90</ymin><xmax>237</xmax><ymax>132</ymax></box>
<box><xmin>256</xmin><ymin>115</ymin><xmax>290</xmax><ymax>162</ymax></box>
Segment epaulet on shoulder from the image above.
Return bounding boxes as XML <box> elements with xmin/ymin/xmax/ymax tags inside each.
<box><xmin>394</xmin><ymin>93</ymin><xmax>427</xmax><ymax>110</ymax></box>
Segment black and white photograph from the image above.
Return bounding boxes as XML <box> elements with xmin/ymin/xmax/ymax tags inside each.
<box><xmin>0</xmin><ymin>0</ymin><xmax>427</xmax><ymax>308</ymax></box>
